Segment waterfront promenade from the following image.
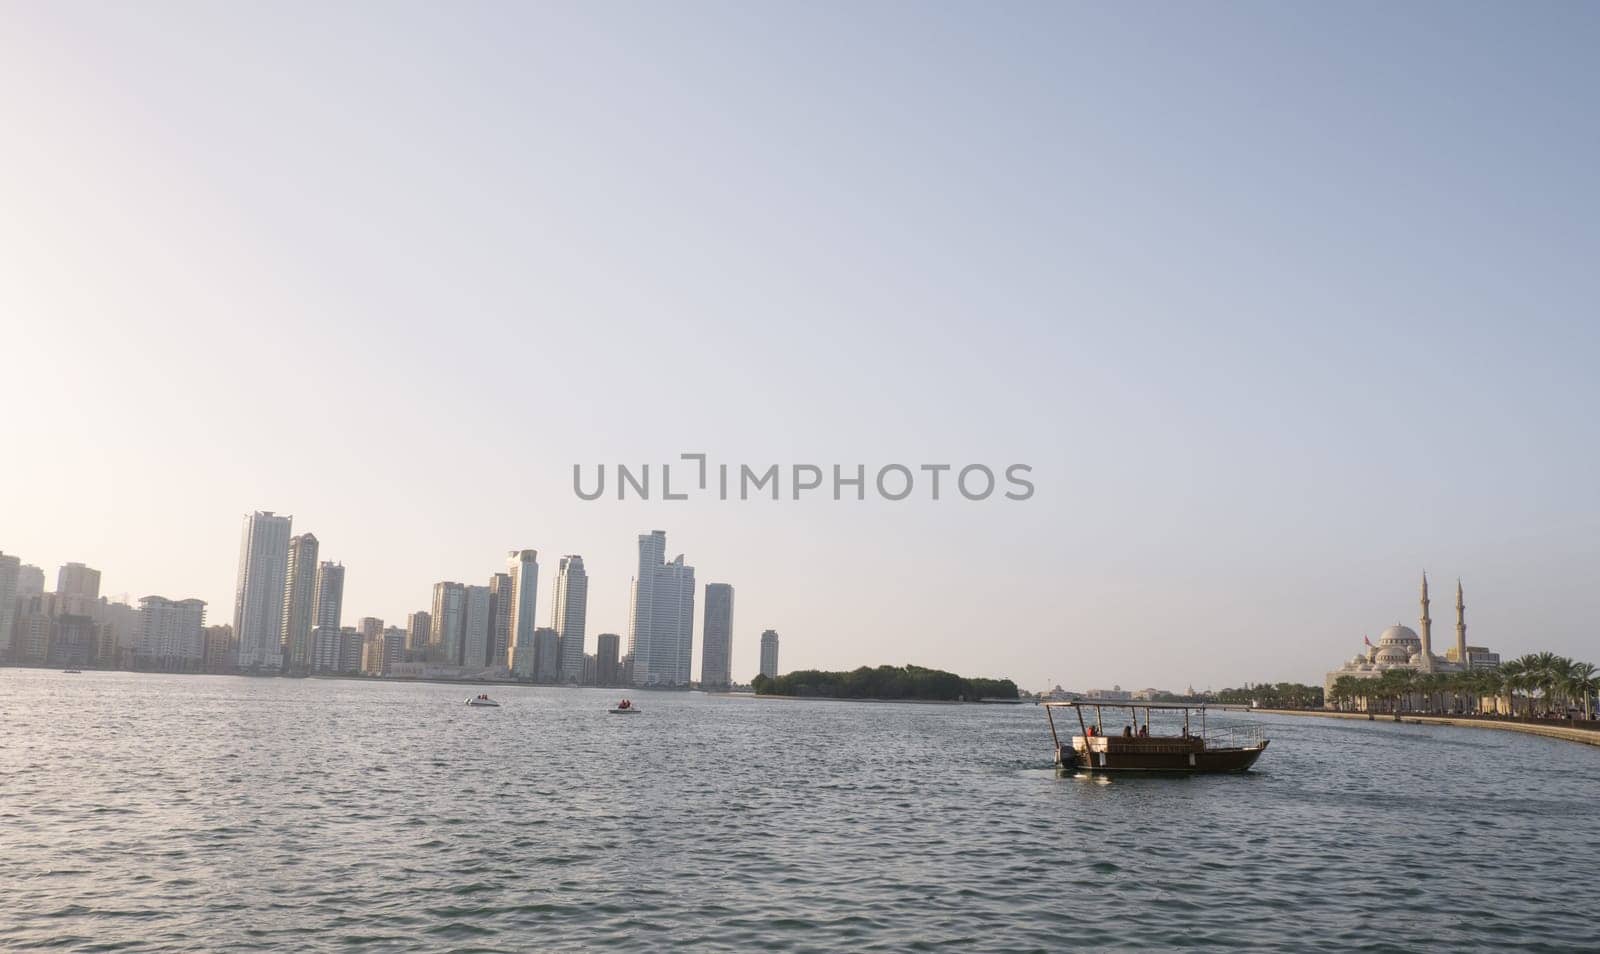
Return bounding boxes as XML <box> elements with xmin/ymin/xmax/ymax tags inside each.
<box><xmin>1260</xmin><ymin>708</ymin><xmax>1600</xmax><ymax>747</ymax></box>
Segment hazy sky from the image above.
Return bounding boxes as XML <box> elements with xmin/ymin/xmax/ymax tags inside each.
<box><xmin>4</xmin><ymin>3</ymin><xmax>1598</xmax><ymax>689</ymax></box>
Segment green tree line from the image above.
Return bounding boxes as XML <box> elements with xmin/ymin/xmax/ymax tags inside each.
<box><xmin>751</xmin><ymin>664</ymin><xmax>1019</xmax><ymax>701</ymax></box>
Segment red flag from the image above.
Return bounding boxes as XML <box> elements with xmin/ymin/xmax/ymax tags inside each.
<box><xmin>1363</xmin><ymin>634</ymin><xmax>1373</xmax><ymax>646</ymax></box>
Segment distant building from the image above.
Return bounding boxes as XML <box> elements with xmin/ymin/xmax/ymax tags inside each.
<box><xmin>463</xmin><ymin>584</ymin><xmax>491</xmax><ymax>669</ymax></box>
<box><xmin>93</xmin><ymin>597</ymin><xmax>141</xmax><ymax>668</ymax></box>
<box><xmin>202</xmin><ymin>624</ymin><xmax>236</xmax><ymax>672</ymax></box>
<box><xmin>507</xmin><ymin>550</ymin><xmax>540</xmax><ymax>678</ymax></box>
<box><xmin>406</xmin><ymin>610</ymin><xmax>431</xmax><ymax>654</ymax></box>
<box><xmin>135</xmin><ymin>596</ymin><xmax>207</xmax><ymax>668</ymax></box>
<box><xmin>282</xmin><ymin>533</ymin><xmax>319</xmax><ymax>670</ymax></box>
<box><xmin>628</xmin><ymin>531</ymin><xmax>696</xmax><ymax>687</ymax></box>
<box><xmin>488</xmin><ymin>572</ymin><xmax>513</xmax><ymax>669</ymax></box>
<box><xmin>759</xmin><ymin>629</ymin><xmax>779</xmax><ymax>679</ymax></box>
<box><xmin>311</xmin><ymin>562</ymin><xmax>345</xmax><ymax>671</ymax></box>
<box><xmin>534</xmin><ymin>627</ymin><xmax>560</xmax><ymax>683</ymax></box>
<box><xmin>1084</xmin><ymin>687</ymin><xmax>1131</xmax><ymax>701</ymax></box>
<box><xmin>552</xmin><ymin>555</ymin><xmax>588</xmax><ymax>683</ymax></box>
<box><xmin>55</xmin><ymin>562</ymin><xmax>101</xmax><ymax>616</ymax></box>
<box><xmin>17</xmin><ymin>564</ymin><xmax>45</xmax><ymax>600</ymax></box>
<box><xmin>338</xmin><ymin>625</ymin><xmax>363</xmax><ymax>673</ymax></box>
<box><xmin>233</xmin><ymin>511</ymin><xmax>292</xmax><ymax>671</ymax></box>
<box><xmin>0</xmin><ymin>551</ymin><xmax>19</xmax><ymax>660</ymax></box>
<box><xmin>700</xmin><ymin>583</ymin><xmax>734</xmax><ymax>689</ymax></box>
<box><xmin>366</xmin><ymin>625</ymin><xmax>407</xmax><ymax>675</ymax></box>
<box><xmin>431</xmin><ymin>582</ymin><xmax>466</xmax><ymax>665</ymax></box>
<box><xmin>596</xmin><ymin>633</ymin><xmax>621</xmax><ymax>686</ymax></box>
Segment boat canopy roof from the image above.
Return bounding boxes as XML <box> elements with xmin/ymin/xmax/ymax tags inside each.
<box><xmin>1042</xmin><ymin>699</ymin><xmax>1249</xmax><ymax>712</ymax></box>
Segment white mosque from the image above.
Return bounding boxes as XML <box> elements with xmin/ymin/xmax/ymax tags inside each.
<box><xmin>1323</xmin><ymin>574</ymin><xmax>1501</xmax><ymax>702</ymax></box>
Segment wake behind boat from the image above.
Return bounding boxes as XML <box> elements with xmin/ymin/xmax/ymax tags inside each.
<box><xmin>465</xmin><ymin>693</ymin><xmax>500</xmax><ymax>707</ymax></box>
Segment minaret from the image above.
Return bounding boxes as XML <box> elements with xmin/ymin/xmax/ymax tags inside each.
<box><xmin>1455</xmin><ymin>579</ymin><xmax>1468</xmax><ymax>669</ymax></box>
<box><xmin>1417</xmin><ymin>572</ymin><xmax>1435</xmax><ymax>671</ymax></box>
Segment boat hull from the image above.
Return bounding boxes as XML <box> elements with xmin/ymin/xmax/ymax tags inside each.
<box><xmin>608</xmin><ymin>708</ymin><xmax>641</xmax><ymax>714</ymax></box>
<box><xmin>1059</xmin><ymin>739</ymin><xmax>1268</xmax><ymax>775</ymax></box>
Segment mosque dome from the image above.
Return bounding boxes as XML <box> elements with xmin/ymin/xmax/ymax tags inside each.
<box><xmin>1375</xmin><ymin>645</ymin><xmax>1411</xmax><ymax>664</ymax></box>
<box><xmin>1379</xmin><ymin>625</ymin><xmax>1421</xmax><ymax>647</ymax></box>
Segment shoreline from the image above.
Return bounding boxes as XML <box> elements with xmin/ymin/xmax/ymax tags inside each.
<box><xmin>1256</xmin><ymin>707</ymin><xmax>1600</xmax><ymax>747</ymax></box>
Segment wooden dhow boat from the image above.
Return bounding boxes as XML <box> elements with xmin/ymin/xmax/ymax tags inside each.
<box><xmin>1044</xmin><ymin>700</ymin><xmax>1269</xmax><ymax>775</ymax></box>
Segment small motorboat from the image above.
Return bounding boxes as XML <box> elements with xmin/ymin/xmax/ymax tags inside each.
<box><xmin>465</xmin><ymin>694</ymin><xmax>500</xmax><ymax>707</ymax></box>
<box><xmin>62</xmin><ymin>669</ymin><xmax>83</xmax><ymax>674</ymax></box>
<box><xmin>609</xmin><ymin>699</ymin><xmax>641</xmax><ymax>714</ymax></box>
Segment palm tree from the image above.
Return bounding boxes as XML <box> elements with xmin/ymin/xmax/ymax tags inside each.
<box><xmin>1564</xmin><ymin>662</ymin><xmax>1597</xmax><ymax>722</ymax></box>
<box><xmin>1497</xmin><ymin>657</ymin><xmax>1531</xmax><ymax>718</ymax></box>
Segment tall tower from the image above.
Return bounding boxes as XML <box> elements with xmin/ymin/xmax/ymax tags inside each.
<box><xmin>760</xmin><ymin>629</ymin><xmax>780</xmax><ymax>680</ymax></box>
<box><xmin>1456</xmin><ymin>579</ymin><xmax>1468</xmax><ymax>668</ymax></box>
<box><xmin>233</xmin><ymin>511</ymin><xmax>292</xmax><ymax>671</ymax></box>
<box><xmin>701</xmin><ymin>583</ymin><xmax>734</xmax><ymax>689</ymax></box>
<box><xmin>551</xmin><ymin>555</ymin><xmax>589</xmax><ymax>683</ymax></box>
<box><xmin>282</xmin><ymin>533</ymin><xmax>319</xmax><ymax>670</ymax></box>
<box><xmin>507</xmin><ymin>550</ymin><xmax>540</xmax><ymax>678</ymax></box>
<box><xmin>1417</xmin><ymin>572</ymin><xmax>1434</xmax><ymax>671</ymax></box>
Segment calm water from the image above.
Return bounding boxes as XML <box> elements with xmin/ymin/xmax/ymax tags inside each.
<box><xmin>3</xmin><ymin>671</ymin><xmax>1598</xmax><ymax>952</ymax></box>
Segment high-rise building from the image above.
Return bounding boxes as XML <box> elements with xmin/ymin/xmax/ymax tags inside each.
<box><xmin>233</xmin><ymin>511</ymin><xmax>292</xmax><ymax>670</ymax></box>
<box><xmin>135</xmin><ymin>596</ymin><xmax>207</xmax><ymax>667</ymax></box>
<box><xmin>534</xmin><ymin>627</ymin><xmax>560</xmax><ymax>683</ymax></box>
<box><xmin>55</xmin><ymin>562</ymin><xmax>101</xmax><ymax>616</ymax></box>
<box><xmin>628</xmin><ymin>531</ymin><xmax>696</xmax><ymax>686</ymax></box>
<box><xmin>338</xmin><ymin>625</ymin><xmax>363</xmax><ymax>673</ymax></box>
<box><xmin>431</xmin><ymin>582</ymin><xmax>466</xmax><ymax>665</ymax></box>
<box><xmin>282</xmin><ymin>533</ymin><xmax>319</xmax><ymax>670</ymax></box>
<box><xmin>701</xmin><ymin>583</ymin><xmax>734</xmax><ymax>689</ymax></box>
<box><xmin>406</xmin><ymin>610</ymin><xmax>432</xmax><ymax>654</ymax></box>
<box><xmin>463</xmin><ymin>584</ymin><xmax>491</xmax><ymax>669</ymax></box>
<box><xmin>309</xmin><ymin>561</ymin><xmax>346</xmax><ymax>673</ymax></box>
<box><xmin>488</xmin><ymin>572</ymin><xmax>513</xmax><ymax>670</ymax></box>
<box><xmin>552</xmin><ymin>555</ymin><xmax>588</xmax><ymax>683</ymax></box>
<box><xmin>366</xmin><ymin>625</ymin><xmax>407</xmax><ymax>675</ymax></box>
<box><xmin>760</xmin><ymin>629</ymin><xmax>780</xmax><ymax>679</ymax></box>
<box><xmin>92</xmin><ymin>597</ymin><xmax>141</xmax><ymax>669</ymax></box>
<box><xmin>314</xmin><ymin>562</ymin><xmax>345</xmax><ymax>631</ymax></box>
<box><xmin>0</xmin><ymin>552</ymin><xmax>19</xmax><ymax>660</ymax></box>
<box><xmin>507</xmin><ymin>550</ymin><xmax>539</xmax><ymax>678</ymax></box>
<box><xmin>16</xmin><ymin>564</ymin><xmax>45</xmax><ymax>600</ymax></box>
<box><xmin>202</xmin><ymin>624</ymin><xmax>235</xmax><ymax>672</ymax></box>
<box><xmin>596</xmin><ymin>633</ymin><xmax>621</xmax><ymax>686</ymax></box>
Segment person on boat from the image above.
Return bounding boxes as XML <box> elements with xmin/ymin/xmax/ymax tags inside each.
<box><xmin>1138</xmin><ymin>725</ymin><xmax>1149</xmax><ymax>737</ymax></box>
<box><xmin>1122</xmin><ymin>725</ymin><xmax>1133</xmax><ymax>738</ymax></box>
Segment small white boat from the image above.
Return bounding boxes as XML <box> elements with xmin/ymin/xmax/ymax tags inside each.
<box><xmin>465</xmin><ymin>695</ymin><xmax>500</xmax><ymax>707</ymax></box>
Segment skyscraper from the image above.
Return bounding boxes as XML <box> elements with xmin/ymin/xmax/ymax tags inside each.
<box><xmin>463</xmin><ymin>584</ymin><xmax>490</xmax><ymax>669</ymax></box>
<box><xmin>233</xmin><ymin>511</ymin><xmax>292</xmax><ymax>670</ymax></box>
<box><xmin>507</xmin><ymin>550</ymin><xmax>539</xmax><ymax>678</ymax></box>
<box><xmin>0</xmin><ymin>552</ymin><xmax>19</xmax><ymax>660</ymax></box>
<box><xmin>16</xmin><ymin>564</ymin><xmax>45</xmax><ymax>601</ymax></box>
<box><xmin>760</xmin><ymin>629</ymin><xmax>780</xmax><ymax>679</ymax></box>
<box><xmin>628</xmin><ymin>531</ymin><xmax>696</xmax><ymax>687</ymax></box>
<box><xmin>552</xmin><ymin>555</ymin><xmax>588</xmax><ymax>683</ymax></box>
<box><xmin>534</xmin><ymin>627</ymin><xmax>560</xmax><ymax>683</ymax></box>
<box><xmin>431</xmin><ymin>581</ymin><xmax>466</xmax><ymax>665</ymax></box>
<box><xmin>488</xmin><ymin>571</ymin><xmax>513</xmax><ymax>670</ymax></box>
<box><xmin>701</xmin><ymin>583</ymin><xmax>734</xmax><ymax>689</ymax></box>
<box><xmin>596</xmin><ymin>633</ymin><xmax>621</xmax><ymax>686</ymax></box>
<box><xmin>55</xmin><ymin>562</ymin><xmax>101</xmax><ymax>616</ymax></box>
<box><xmin>282</xmin><ymin>533</ymin><xmax>319</xmax><ymax>670</ymax></box>
<box><xmin>406</xmin><ymin>610</ymin><xmax>432</xmax><ymax>654</ymax></box>
<box><xmin>310</xmin><ymin>561</ymin><xmax>345</xmax><ymax>672</ymax></box>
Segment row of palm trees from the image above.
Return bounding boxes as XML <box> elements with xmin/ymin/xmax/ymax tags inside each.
<box><xmin>1328</xmin><ymin>653</ymin><xmax>1599</xmax><ymax>720</ymax></box>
